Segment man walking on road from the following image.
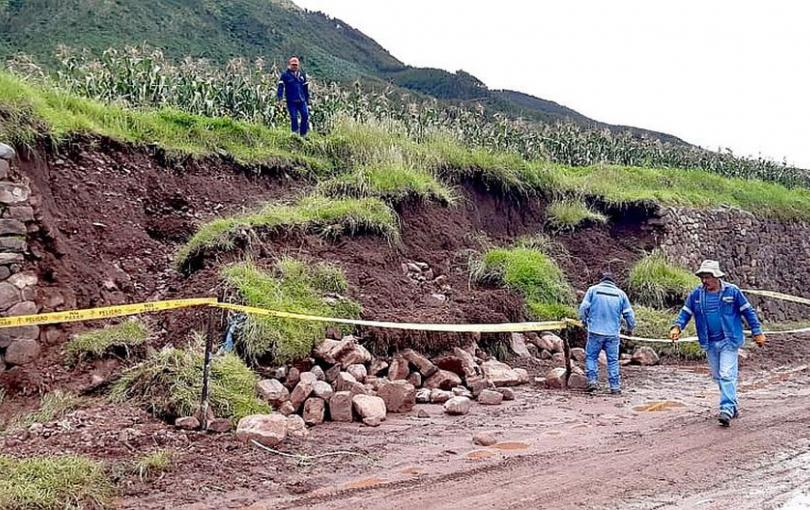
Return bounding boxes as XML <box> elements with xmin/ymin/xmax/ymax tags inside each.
<box><xmin>670</xmin><ymin>260</ymin><xmax>766</xmax><ymax>427</ymax></box>
<box><xmin>579</xmin><ymin>272</ymin><xmax>636</xmax><ymax>395</ymax></box>
<box><xmin>277</xmin><ymin>56</ymin><xmax>310</xmax><ymax>136</ymax></box>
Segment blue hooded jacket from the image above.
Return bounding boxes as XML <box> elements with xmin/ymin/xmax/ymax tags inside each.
<box><xmin>674</xmin><ymin>281</ymin><xmax>763</xmax><ymax>349</ymax></box>
<box><xmin>277</xmin><ymin>69</ymin><xmax>310</xmax><ymax>104</ymax></box>
<box><xmin>579</xmin><ymin>280</ymin><xmax>636</xmax><ymax>337</ymax></box>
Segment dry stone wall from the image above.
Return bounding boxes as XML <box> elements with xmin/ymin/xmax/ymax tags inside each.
<box><xmin>657</xmin><ymin>206</ymin><xmax>810</xmax><ymax>322</ymax></box>
<box><xmin>0</xmin><ymin>144</ymin><xmax>40</xmax><ymax>371</ymax></box>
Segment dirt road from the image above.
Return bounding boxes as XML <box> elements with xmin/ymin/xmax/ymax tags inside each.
<box><xmin>233</xmin><ymin>363</ymin><xmax>810</xmax><ymax>510</ymax></box>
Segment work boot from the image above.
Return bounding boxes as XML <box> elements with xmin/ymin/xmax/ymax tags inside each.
<box><xmin>718</xmin><ymin>410</ymin><xmax>732</xmax><ymax>427</ymax></box>
<box><xmin>586</xmin><ymin>382</ymin><xmax>599</xmax><ymax>393</ymax></box>
<box><xmin>610</xmin><ymin>388</ymin><xmax>622</xmax><ymax>395</ymax></box>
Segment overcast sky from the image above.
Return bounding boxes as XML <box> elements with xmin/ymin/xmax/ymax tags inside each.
<box><xmin>294</xmin><ymin>0</ymin><xmax>810</xmax><ymax>168</ymax></box>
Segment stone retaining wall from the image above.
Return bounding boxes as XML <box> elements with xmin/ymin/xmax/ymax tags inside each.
<box><xmin>0</xmin><ymin>145</ymin><xmax>40</xmax><ymax>371</ymax></box>
<box><xmin>657</xmin><ymin>207</ymin><xmax>810</xmax><ymax>322</ymax></box>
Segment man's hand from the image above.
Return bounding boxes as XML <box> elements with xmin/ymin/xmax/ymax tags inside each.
<box><xmin>753</xmin><ymin>333</ymin><xmax>766</xmax><ymax>347</ymax></box>
<box><xmin>669</xmin><ymin>326</ymin><xmax>681</xmax><ymax>342</ymax></box>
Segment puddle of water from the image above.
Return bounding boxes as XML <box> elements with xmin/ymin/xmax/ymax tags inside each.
<box><xmin>492</xmin><ymin>441</ymin><xmax>529</xmax><ymax>451</ymax></box>
<box><xmin>466</xmin><ymin>450</ymin><xmax>497</xmax><ymax>460</ymax></box>
<box><xmin>343</xmin><ymin>477</ymin><xmax>387</xmax><ymax>489</ymax></box>
<box><xmin>633</xmin><ymin>401</ymin><xmax>687</xmax><ymax>412</ymax></box>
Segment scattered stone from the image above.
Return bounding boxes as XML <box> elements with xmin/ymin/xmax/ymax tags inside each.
<box><xmin>313</xmin><ymin>338</ymin><xmax>341</xmax><ymax>363</ymax></box>
<box><xmin>326</xmin><ymin>337</ymin><xmax>356</xmax><ymax>364</ymax></box>
<box><xmin>551</xmin><ymin>352</ymin><xmax>566</xmax><ymax>365</ymax></box>
<box><xmin>444</xmin><ymin>396</ymin><xmax>472</xmax><ymax>415</ymax></box>
<box><xmin>0</xmin><ymin>282</ymin><xmax>20</xmax><ymax>311</ymax></box>
<box><xmin>368</xmin><ymin>358</ymin><xmax>388</xmax><ymax>376</ymax></box>
<box><xmin>417</xmin><ymin>409</ymin><xmax>430</xmax><ymax>419</ymax></box>
<box><xmin>481</xmin><ymin>360</ymin><xmax>522</xmax><ymax>387</ymax></box>
<box><xmin>541</xmin><ymin>333</ymin><xmax>565</xmax><ymax>353</ymax></box>
<box><xmin>352</xmin><ymin>394</ymin><xmax>386</xmax><ymax>426</ymax></box>
<box><xmin>334</xmin><ymin>371</ymin><xmax>358</xmax><ymax>392</ymax></box>
<box><xmin>175</xmin><ymin>416</ymin><xmax>200</xmax><ymax>430</ymax></box>
<box><xmin>286</xmin><ymin>414</ymin><xmax>309</xmax><ymax>440</ymax></box>
<box><xmin>527</xmin><ymin>343</ymin><xmax>539</xmax><ymax>358</ymax></box>
<box><xmin>620</xmin><ymin>353</ymin><xmax>633</xmax><ymax>366</ymax></box>
<box><xmin>473</xmin><ymin>432</ymin><xmax>497</xmax><ymax>446</ymax></box>
<box><xmin>466</xmin><ymin>375</ymin><xmax>494</xmax><ymax>397</ymax></box>
<box><xmin>236</xmin><ymin>414</ymin><xmax>287</xmax><ymax>447</ymax></box>
<box><xmin>0</xmin><ymin>142</ymin><xmax>15</xmax><ymax>160</ymax></box>
<box><xmin>387</xmin><ymin>355</ymin><xmax>410</xmax><ymax>380</ymax></box>
<box><xmin>377</xmin><ymin>380</ymin><xmax>416</xmax><ymax>413</ymax></box>
<box><xmin>478</xmin><ymin>389</ymin><xmax>504</xmax><ymax>405</ymax></box>
<box><xmin>325</xmin><ymin>364</ymin><xmax>341</xmax><ymax>383</ymax></box>
<box><xmin>312</xmin><ymin>380</ymin><xmax>334</xmax><ymax>400</ymax></box>
<box><xmin>567</xmin><ymin>372</ymin><xmax>589</xmax><ymax>390</ymax></box>
<box><xmin>4</xmin><ymin>339</ymin><xmax>40</xmax><ymax>365</ymax></box>
<box><xmin>346</xmin><ymin>363</ymin><xmax>368</xmax><ymax>383</ymax></box>
<box><xmin>257</xmin><ymin>379</ymin><xmax>290</xmax><ymax>406</ymax></box>
<box><xmin>415</xmin><ymin>388</ymin><xmax>432</xmax><ymax>403</ymax></box>
<box><xmin>329</xmin><ymin>391</ymin><xmax>354</xmax><ymax>422</ymax></box>
<box><xmin>424</xmin><ymin>369</ymin><xmax>462</xmax><ymax>390</ymax></box>
<box><xmin>207</xmin><ymin>418</ymin><xmax>232</xmax><ymax>433</ymax></box>
<box><xmin>290</xmin><ymin>376</ymin><xmax>316</xmax><ymax>411</ymax></box>
<box><xmin>544</xmin><ymin>367</ymin><xmax>568</xmax><ymax>389</ymax></box>
<box><xmin>540</xmin><ymin>349</ymin><xmax>552</xmax><ymax>360</ymax></box>
<box><xmin>452</xmin><ymin>386</ymin><xmax>472</xmax><ymax>398</ymax></box>
<box><xmin>310</xmin><ymin>365</ymin><xmax>326</xmax><ymax>381</ymax></box>
<box><xmin>495</xmin><ymin>387</ymin><xmax>515</xmax><ymax>401</ymax></box>
<box><xmin>406</xmin><ymin>371</ymin><xmax>422</xmax><ymax>388</ymax></box>
<box><xmin>514</xmin><ymin>368</ymin><xmax>529</xmax><ymax>384</ymax></box>
<box><xmin>429</xmin><ymin>389</ymin><xmax>453</xmax><ymax>404</ymax></box>
<box><xmin>303</xmin><ymin>397</ymin><xmax>326</xmax><ymax>425</ymax></box>
<box><xmin>286</xmin><ymin>367</ymin><xmax>301</xmax><ymax>389</ymax></box>
<box><xmin>510</xmin><ymin>333</ymin><xmax>532</xmax><ymax>357</ymax></box>
<box><xmin>277</xmin><ymin>401</ymin><xmax>296</xmax><ymax>416</ymax></box>
<box><xmin>570</xmin><ymin>347</ymin><xmax>586</xmax><ymax>363</ymax></box>
<box><xmin>338</xmin><ymin>338</ymin><xmax>372</xmax><ymax>368</ymax></box>
<box><xmin>402</xmin><ymin>349</ymin><xmax>439</xmax><ymax>377</ymax></box>
<box><xmin>631</xmin><ymin>346</ymin><xmax>660</xmax><ymax>366</ymax></box>
<box><xmin>0</xmin><ymin>183</ymin><xmax>29</xmax><ymax>205</ymax></box>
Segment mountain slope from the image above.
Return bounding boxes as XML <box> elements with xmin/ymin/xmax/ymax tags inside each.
<box><xmin>0</xmin><ymin>0</ymin><xmax>683</xmax><ymax>142</ymax></box>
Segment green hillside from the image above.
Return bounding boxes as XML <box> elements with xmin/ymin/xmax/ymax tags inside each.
<box><xmin>0</xmin><ymin>0</ymin><xmax>680</xmax><ymax>140</ymax></box>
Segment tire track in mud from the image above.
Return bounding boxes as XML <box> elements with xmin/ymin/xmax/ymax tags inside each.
<box><xmin>267</xmin><ymin>373</ymin><xmax>810</xmax><ymax>510</ymax></box>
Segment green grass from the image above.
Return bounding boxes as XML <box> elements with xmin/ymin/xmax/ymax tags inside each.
<box><xmin>134</xmin><ymin>450</ymin><xmax>172</xmax><ymax>481</ymax></box>
<box><xmin>222</xmin><ymin>259</ymin><xmax>362</xmax><ymax>362</ymax></box>
<box><xmin>0</xmin><ymin>454</ymin><xmax>113</xmax><ymax>510</ymax></box>
<box><xmin>65</xmin><ymin>320</ymin><xmax>150</xmax><ymax>365</ymax></box>
<box><xmin>176</xmin><ymin>194</ymin><xmax>399</xmax><ymax>269</ymax></box>
<box><xmin>110</xmin><ymin>339</ymin><xmax>269</xmax><ymax>423</ymax></box>
<box><xmin>317</xmin><ymin>162</ymin><xmax>456</xmax><ymax>204</ymax></box>
<box><xmin>628</xmin><ymin>251</ymin><xmax>698</xmax><ymax>308</ymax></box>
<box><xmin>630</xmin><ymin>305</ymin><xmax>703</xmax><ymax>360</ymax></box>
<box><xmin>470</xmin><ymin>245</ymin><xmax>575</xmax><ymax>320</ymax></box>
<box><xmin>0</xmin><ymin>71</ymin><xmax>328</xmax><ymax>171</ymax></box>
<box><xmin>545</xmin><ymin>199</ymin><xmax>608</xmax><ymax>231</ymax></box>
<box><xmin>3</xmin><ymin>391</ymin><xmax>83</xmax><ymax>433</ymax></box>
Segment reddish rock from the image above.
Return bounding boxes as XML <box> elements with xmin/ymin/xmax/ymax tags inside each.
<box><xmin>303</xmin><ymin>397</ymin><xmax>326</xmax><ymax>425</ymax></box>
<box><xmin>368</xmin><ymin>358</ymin><xmax>388</xmax><ymax>376</ymax></box>
<box><xmin>570</xmin><ymin>347</ymin><xmax>586</xmax><ymax>363</ymax></box>
<box><xmin>541</xmin><ymin>333</ymin><xmax>565</xmax><ymax>353</ymax></box>
<box><xmin>325</xmin><ymin>364</ymin><xmax>341</xmax><ymax>383</ymax></box>
<box><xmin>387</xmin><ymin>355</ymin><xmax>410</xmax><ymax>380</ymax></box>
<box><xmin>346</xmin><ymin>363</ymin><xmax>368</xmax><ymax>383</ymax></box>
<box><xmin>406</xmin><ymin>372</ymin><xmax>422</xmax><ymax>388</ymax></box>
<box><xmin>206</xmin><ymin>418</ymin><xmax>232</xmax><ymax>433</ymax></box>
<box><xmin>4</xmin><ymin>339</ymin><xmax>40</xmax><ymax>365</ymax></box>
<box><xmin>402</xmin><ymin>349</ymin><xmax>438</xmax><ymax>377</ymax></box>
<box><xmin>377</xmin><ymin>380</ymin><xmax>416</xmax><ymax>413</ymax></box>
<box><xmin>444</xmin><ymin>396</ymin><xmax>472</xmax><ymax>415</ymax></box>
<box><xmin>290</xmin><ymin>377</ymin><xmax>316</xmax><ymax>411</ymax></box>
<box><xmin>286</xmin><ymin>367</ymin><xmax>301</xmax><ymax>389</ymax></box>
<box><xmin>277</xmin><ymin>401</ymin><xmax>296</xmax><ymax>416</ymax></box>
<box><xmin>313</xmin><ymin>338</ymin><xmax>341</xmax><ymax>363</ymax></box>
<box><xmin>495</xmin><ymin>387</ymin><xmax>515</xmax><ymax>401</ymax></box>
<box><xmin>286</xmin><ymin>414</ymin><xmax>309</xmax><ymax>440</ymax></box>
<box><xmin>236</xmin><ymin>414</ymin><xmax>287</xmax><ymax>447</ymax></box>
<box><xmin>352</xmin><ymin>394</ymin><xmax>386</xmax><ymax>426</ymax></box>
<box><xmin>310</xmin><ymin>365</ymin><xmax>326</xmax><ymax>381</ymax></box>
<box><xmin>175</xmin><ymin>416</ymin><xmax>200</xmax><ymax>430</ymax></box>
<box><xmin>466</xmin><ymin>375</ymin><xmax>495</xmax><ymax>397</ymax></box>
<box><xmin>567</xmin><ymin>372</ymin><xmax>589</xmax><ymax>390</ymax></box>
<box><xmin>429</xmin><ymin>389</ymin><xmax>453</xmax><ymax>403</ymax></box>
<box><xmin>477</xmin><ymin>389</ymin><xmax>504</xmax><ymax>405</ymax></box>
<box><xmin>257</xmin><ymin>379</ymin><xmax>289</xmax><ymax>406</ymax></box>
<box><xmin>329</xmin><ymin>391</ymin><xmax>353</xmax><ymax>422</ymax></box>
<box><xmin>510</xmin><ymin>333</ymin><xmax>532</xmax><ymax>357</ymax></box>
<box><xmin>632</xmin><ymin>346</ymin><xmax>660</xmax><ymax>366</ymax></box>
<box><xmin>334</xmin><ymin>372</ymin><xmax>358</xmax><ymax>392</ymax></box>
<box><xmin>424</xmin><ymin>369</ymin><xmax>462</xmax><ymax>391</ymax></box>
<box><xmin>473</xmin><ymin>432</ymin><xmax>497</xmax><ymax>446</ymax></box>
<box><xmin>312</xmin><ymin>380</ymin><xmax>334</xmax><ymax>400</ymax></box>
<box><xmin>544</xmin><ymin>367</ymin><xmax>568</xmax><ymax>389</ymax></box>
<box><xmin>416</xmin><ymin>388</ymin><xmax>431</xmax><ymax>403</ymax></box>
<box><xmin>481</xmin><ymin>360</ymin><xmax>522</xmax><ymax>387</ymax></box>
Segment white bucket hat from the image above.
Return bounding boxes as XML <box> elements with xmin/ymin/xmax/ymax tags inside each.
<box><xmin>695</xmin><ymin>259</ymin><xmax>725</xmax><ymax>278</ymax></box>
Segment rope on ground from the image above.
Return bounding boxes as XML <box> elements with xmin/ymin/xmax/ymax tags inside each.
<box><xmin>250</xmin><ymin>440</ymin><xmax>375</xmax><ymax>465</ymax></box>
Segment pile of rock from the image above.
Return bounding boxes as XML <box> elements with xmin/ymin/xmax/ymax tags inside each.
<box><xmin>0</xmin><ymin>143</ymin><xmax>41</xmax><ymax>372</ymax></box>
<box><xmin>236</xmin><ymin>334</ymin><xmax>530</xmax><ymax>446</ymax></box>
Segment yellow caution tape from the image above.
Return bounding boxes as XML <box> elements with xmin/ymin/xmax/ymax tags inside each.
<box><xmin>216</xmin><ymin>303</ymin><xmax>569</xmax><ymax>333</ymax></box>
<box><xmin>0</xmin><ymin>298</ymin><xmax>218</xmax><ymax>329</ymax></box>
<box><xmin>744</xmin><ymin>289</ymin><xmax>810</xmax><ymax>306</ymax></box>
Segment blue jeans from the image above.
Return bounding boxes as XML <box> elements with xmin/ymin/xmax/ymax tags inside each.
<box><xmin>287</xmin><ymin>101</ymin><xmax>309</xmax><ymax>136</ymax></box>
<box><xmin>705</xmin><ymin>340</ymin><xmax>739</xmax><ymax>415</ymax></box>
<box><xmin>586</xmin><ymin>333</ymin><xmax>620</xmax><ymax>390</ymax></box>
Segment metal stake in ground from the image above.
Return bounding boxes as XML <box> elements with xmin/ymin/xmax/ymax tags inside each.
<box><xmin>199</xmin><ymin>311</ymin><xmax>218</xmax><ymax>430</ymax></box>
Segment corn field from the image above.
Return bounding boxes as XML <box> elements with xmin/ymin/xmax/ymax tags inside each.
<box><xmin>6</xmin><ymin>46</ymin><xmax>809</xmax><ymax>188</ymax></box>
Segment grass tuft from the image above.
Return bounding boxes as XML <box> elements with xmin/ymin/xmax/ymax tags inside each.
<box><xmin>134</xmin><ymin>450</ymin><xmax>173</xmax><ymax>481</ymax></box>
<box><xmin>546</xmin><ymin>199</ymin><xmax>608</xmax><ymax>231</ymax></box>
<box><xmin>222</xmin><ymin>259</ymin><xmax>362</xmax><ymax>362</ymax></box>
<box><xmin>317</xmin><ymin>162</ymin><xmax>456</xmax><ymax>204</ymax></box>
<box><xmin>0</xmin><ymin>454</ymin><xmax>113</xmax><ymax>510</ymax></box>
<box><xmin>470</xmin><ymin>245</ymin><xmax>575</xmax><ymax>320</ymax></box>
<box><xmin>110</xmin><ymin>339</ymin><xmax>268</xmax><ymax>423</ymax></box>
<box><xmin>630</xmin><ymin>306</ymin><xmax>703</xmax><ymax>360</ymax></box>
<box><xmin>628</xmin><ymin>252</ymin><xmax>698</xmax><ymax>308</ymax></box>
<box><xmin>65</xmin><ymin>320</ymin><xmax>149</xmax><ymax>365</ymax></box>
<box><xmin>176</xmin><ymin>194</ymin><xmax>399</xmax><ymax>269</ymax></box>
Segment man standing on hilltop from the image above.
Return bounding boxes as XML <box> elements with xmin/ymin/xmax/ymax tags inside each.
<box><xmin>578</xmin><ymin>272</ymin><xmax>636</xmax><ymax>395</ymax></box>
<box><xmin>670</xmin><ymin>260</ymin><xmax>766</xmax><ymax>427</ymax></box>
<box><xmin>277</xmin><ymin>56</ymin><xmax>310</xmax><ymax>137</ymax></box>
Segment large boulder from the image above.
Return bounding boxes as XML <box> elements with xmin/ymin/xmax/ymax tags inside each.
<box><xmin>387</xmin><ymin>355</ymin><xmax>410</xmax><ymax>380</ymax></box>
<box><xmin>333</xmin><ymin>371</ymin><xmax>358</xmax><ymax>392</ymax></box>
<box><xmin>632</xmin><ymin>346</ymin><xmax>660</xmax><ymax>366</ymax></box>
<box><xmin>313</xmin><ymin>338</ymin><xmax>341</xmax><ymax>363</ymax></box>
<box><xmin>567</xmin><ymin>372</ymin><xmax>589</xmax><ymax>390</ymax></box>
<box><xmin>377</xmin><ymin>380</ymin><xmax>416</xmax><ymax>413</ymax></box>
<box><xmin>510</xmin><ymin>333</ymin><xmax>532</xmax><ymax>357</ymax></box>
<box><xmin>4</xmin><ymin>339</ymin><xmax>40</xmax><ymax>365</ymax></box>
<box><xmin>303</xmin><ymin>397</ymin><xmax>326</xmax><ymax>425</ymax></box>
<box><xmin>312</xmin><ymin>380</ymin><xmax>334</xmax><ymax>400</ymax></box>
<box><xmin>544</xmin><ymin>367</ymin><xmax>568</xmax><ymax>389</ymax></box>
<box><xmin>257</xmin><ymin>379</ymin><xmax>289</xmax><ymax>407</ymax></box>
<box><xmin>433</xmin><ymin>347</ymin><xmax>482</xmax><ymax>380</ymax></box>
<box><xmin>352</xmin><ymin>394</ymin><xmax>386</xmax><ymax>426</ymax></box>
<box><xmin>481</xmin><ymin>360</ymin><xmax>522</xmax><ymax>387</ymax></box>
<box><xmin>477</xmin><ymin>389</ymin><xmax>504</xmax><ymax>405</ymax></box>
<box><xmin>570</xmin><ymin>347</ymin><xmax>586</xmax><ymax>363</ymax></box>
<box><xmin>337</xmin><ymin>336</ymin><xmax>372</xmax><ymax>368</ymax></box>
<box><xmin>346</xmin><ymin>363</ymin><xmax>368</xmax><ymax>383</ymax></box>
<box><xmin>290</xmin><ymin>373</ymin><xmax>317</xmax><ymax>410</ymax></box>
<box><xmin>444</xmin><ymin>396</ymin><xmax>472</xmax><ymax>415</ymax></box>
<box><xmin>402</xmin><ymin>349</ymin><xmax>438</xmax><ymax>377</ymax></box>
<box><xmin>424</xmin><ymin>369</ymin><xmax>462</xmax><ymax>391</ymax></box>
<box><xmin>236</xmin><ymin>414</ymin><xmax>287</xmax><ymax>447</ymax></box>
<box><xmin>286</xmin><ymin>414</ymin><xmax>309</xmax><ymax>440</ymax></box>
<box><xmin>329</xmin><ymin>391</ymin><xmax>353</xmax><ymax>422</ymax></box>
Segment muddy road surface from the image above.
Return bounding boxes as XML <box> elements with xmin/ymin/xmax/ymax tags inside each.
<box><xmin>217</xmin><ymin>363</ymin><xmax>810</xmax><ymax>510</ymax></box>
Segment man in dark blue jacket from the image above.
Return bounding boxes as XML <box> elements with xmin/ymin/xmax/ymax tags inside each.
<box><xmin>578</xmin><ymin>272</ymin><xmax>636</xmax><ymax>395</ymax></box>
<box><xmin>277</xmin><ymin>56</ymin><xmax>310</xmax><ymax>136</ymax></box>
<box><xmin>670</xmin><ymin>260</ymin><xmax>766</xmax><ymax>427</ymax></box>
